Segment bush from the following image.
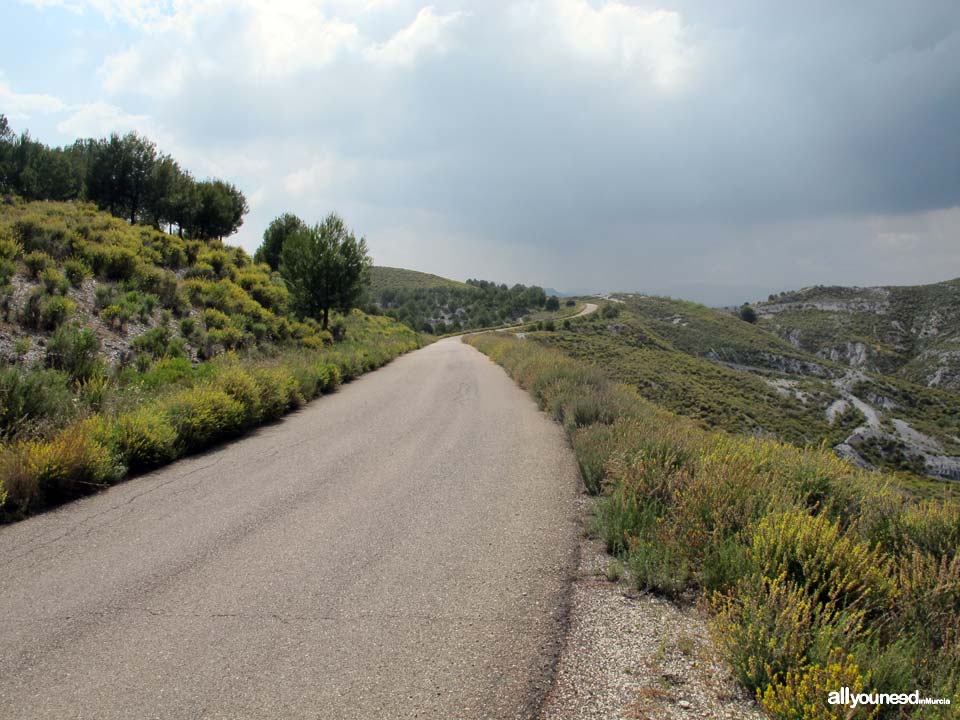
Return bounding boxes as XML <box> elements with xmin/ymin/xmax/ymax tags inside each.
<box><xmin>0</xmin><ymin>258</ymin><xmax>15</xmax><ymax>287</ymax></box>
<box><xmin>214</xmin><ymin>365</ymin><xmax>261</xmax><ymax>425</ymax></box>
<box><xmin>46</xmin><ymin>325</ymin><xmax>104</xmax><ymax>382</ymax></box>
<box><xmin>759</xmin><ymin>649</ymin><xmax>872</xmax><ymax>720</ymax></box>
<box><xmin>0</xmin><ymin>426</ymin><xmax>121</xmax><ymax>516</ymax></box>
<box><xmin>63</xmin><ymin>259</ymin><xmax>91</xmax><ymax>287</ymax></box>
<box><xmin>40</xmin><ymin>295</ymin><xmax>76</xmax><ymax>330</ymax></box>
<box><xmin>0</xmin><ymin>236</ymin><xmax>22</xmax><ymax>261</ymax></box>
<box><xmin>23</xmin><ymin>250</ymin><xmax>51</xmax><ymax>278</ymax></box>
<box><xmin>0</xmin><ymin>367</ymin><xmax>73</xmax><ymax>436</ymax></box>
<box><xmin>203</xmin><ymin>307</ymin><xmax>230</xmax><ymax>330</ymax></box>
<box><xmin>109</xmin><ymin>408</ymin><xmax>178</xmax><ymax>471</ymax></box>
<box><xmin>160</xmin><ymin>387</ymin><xmax>245</xmax><ymax>451</ymax></box>
<box><xmin>711</xmin><ymin>574</ymin><xmax>863</xmax><ymax>693</ymax></box>
<box><xmin>39</xmin><ymin>267</ymin><xmax>69</xmax><ymax>294</ymax></box>
<box><xmin>252</xmin><ymin>367</ymin><xmax>302</xmax><ymax>421</ymax></box>
<box><xmin>748</xmin><ymin>510</ymin><xmax>895</xmax><ymax>618</ymax></box>
<box><xmin>92</xmin><ymin>245</ymin><xmax>139</xmax><ymax>280</ymax></box>
<box><xmin>132</xmin><ymin>326</ymin><xmax>172</xmax><ymax>359</ymax></box>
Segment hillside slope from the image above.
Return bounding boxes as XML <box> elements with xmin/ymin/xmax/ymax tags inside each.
<box><xmin>366</xmin><ymin>266</ymin><xmax>558</xmax><ymax>334</ymax></box>
<box><xmin>0</xmin><ymin>199</ymin><xmax>420</xmax><ymax>520</ymax></box>
<box><xmin>756</xmin><ymin>278</ymin><xmax>960</xmax><ymax>390</ymax></box>
<box><xmin>369</xmin><ymin>266</ymin><xmax>469</xmax><ymax>294</ymax></box>
<box><xmin>534</xmin><ymin>294</ymin><xmax>960</xmax><ymax>486</ymax></box>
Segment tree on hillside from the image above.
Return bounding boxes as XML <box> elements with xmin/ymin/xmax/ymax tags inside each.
<box><xmin>545</xmin><ymin>295</ymin><xmax>560</xmax><ymax>311</ymax></box>
<box><xmin>739</xmin><ymin>304</ymin><xmax>758</xmax><ymax>323</ymax></box>
<box><xmin>255</xmin><ymin>212</ymin><xmax>305</xmax><ymax>270</ymax></box>
<box><xmin>0</xmin><ymin>115</ymin><xmax>12</xmax><ymax>193</ymax></box>
<box><xmin>190</xmin><ymin>179</ymin><xmax>248</xmax><ymax>240</ymax></box>
<box><xmin>85</xmin><ymin>132</ymin><xmax>158</xmax><ymax>223</ymax></box>
<box><xmin>144</xmin><ymin>154</ymin><xmax>183</xmax><ymax>230</ymax></box>
<box><xmin>280</xmin><ymin>213</ymin><xmax>372</xmax><ymax>330</ymax></box>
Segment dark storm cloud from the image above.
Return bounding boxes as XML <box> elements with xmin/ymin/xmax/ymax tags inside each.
<box><xmin>11</xmin><ymin>0</ymin><xmax>960</xmax><ymax>298</ymax></box>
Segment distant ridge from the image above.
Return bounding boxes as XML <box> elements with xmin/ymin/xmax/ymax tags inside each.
<box><xmin>369</xmin><ymin>266</ymin><xmax>469</xmax><ymax>294</ymax></box>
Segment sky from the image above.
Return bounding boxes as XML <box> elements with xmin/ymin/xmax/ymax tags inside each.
<box><xmin>2</xmin><ymin>0</ymin><xmax>960</xmax><ymax>305</ymax></box>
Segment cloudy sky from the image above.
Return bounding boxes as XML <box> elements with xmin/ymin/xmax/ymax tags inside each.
<box><xmin>3</xmin><ymin>0</ymin><xmax>960</xmax><ymax>304</ymax></box>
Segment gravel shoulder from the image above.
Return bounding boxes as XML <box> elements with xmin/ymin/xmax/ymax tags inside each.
<box><xmin>539</xmin><ymin>498</ymin><xmax>765</xmax><ymax>720</ymax></box>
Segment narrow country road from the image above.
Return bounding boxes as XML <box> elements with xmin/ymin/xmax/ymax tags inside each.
<box><xmin>0</xmin><ymin>339</ymin><xmax>581</xmax><ymax>719</ymax></box>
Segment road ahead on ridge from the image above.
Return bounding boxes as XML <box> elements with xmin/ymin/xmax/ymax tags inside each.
<box><xmin>0</xmin><ymin>338</ymin><xmax>581</xmax><ymax>719</ymax></box>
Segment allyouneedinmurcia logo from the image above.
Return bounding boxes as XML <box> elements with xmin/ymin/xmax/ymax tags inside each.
<box><xmin>828</xmin><ymin>687</ymin><xmax>952</xmax><ymax>708</ymax></box>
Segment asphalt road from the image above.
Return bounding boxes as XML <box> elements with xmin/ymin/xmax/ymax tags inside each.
<box><xmin>0</xmin><ymin>338</ymin><xmax>582</xmax><ymax>720</ymax></box>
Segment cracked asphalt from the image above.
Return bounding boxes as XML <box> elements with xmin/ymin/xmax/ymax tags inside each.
<box><xmin>0</xmin><ymin>338</ymin><xmax>581</xmax><ymax>719</ymax></box>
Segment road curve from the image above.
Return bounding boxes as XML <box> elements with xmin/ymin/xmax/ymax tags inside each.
<box><xmin>573</xmin><ymin>302</ymin><xmax>598</xmax><ymax>318</ymax></box>
<box><xmin>0</xmin><ymin>339</ymin><xmax>581</xmax><ymax>719</ymax></box>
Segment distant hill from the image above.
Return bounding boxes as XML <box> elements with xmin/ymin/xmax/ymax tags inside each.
<box><xmin>368</xmin><ymin>266</ymin><xmax>469</xmax><ymax>295</ymax></box>
<box><xmin>365</xmin><ymin>267</ymin><xmax>554</xmax><ymax>334</ymax></box>
<box><xmin>755</xmin><ymin>278</ymin><xmax>960</xmax><ymax>391</ymax></box>
<box><xmin>534</xmin><ymin>292</ymin><xmax>960</xmax><ymax>487</ymax></box>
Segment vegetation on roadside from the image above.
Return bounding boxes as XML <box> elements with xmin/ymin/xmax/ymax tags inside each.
<box><xmin>0</xmin><ymin>198</ymin><xmax>421</xmax><ymax>522</ymax></box>
<box><xmin>467</xmin><ymin>331</ymin><xmax>959</xmax><ymax>717</ymax></box>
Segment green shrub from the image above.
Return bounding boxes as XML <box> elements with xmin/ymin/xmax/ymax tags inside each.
<box><xmin>0</xmin><ymin>425</ymin><xmax>121</xmax><ymax>516</ymax></box>
<box><xmin>203</xmin><ymin>307</ymin><xmax>230</xmax><ymax>330</ymax></box>
<box><xmin>94</xmin><ymin>284</ymin><xmax>116</xmax><ymax>310</ymax></box>
<box><xmin>92</xmin><ymin>245</ymin><xmax>139</xmax><ymax>280</ymax></box>
<box><xmin>39</xmin><ymin>267</ymin><xmax>69</xmax><ymax>294</ymax></box>
<box><xmin>0</xmin><ymin>258</ymin><xmax>15</xmax><ymax>287</ymax></box>
<box><xmin>63</xmin><ymin>259</ymin><xmax>91</xmax><ymax>287</ymax></box>
<box><xmin>132</xmin><ymin>326</ymin><xmax>172</xmax><ymax>359</ymax></box>
<box><xmin>14</xmin><ymin>217</ymin><xmax>71</xmax><ymax>257</ymax></box>
<box><xmin>180</xmin><ymin>317</ymin><xmax>197</xmax><ymax>338</ymax></box>
<box><xmin>0</xmin><ymin>236</ymin><xmax>23</xmax><ymax>261</ymax></box>
<box><xmin>40</xmin><ymin>295</ymin><xmax>76</xmax><ymax>330</ymax></box>
<box><xmin>100</xmin><ymin>303</ymin><xmax>133</xmax><ymax>330</ymax></box>
<box><xmin>748</xmin><ymin>510</ymin><xmax>895</xmax><ymax>617</ymax></box>
<box><xmin>46</xmin><ymin>325</ymin><xmax>104</xmax><ymax>382</ymax></box>
<box><xmin>160</xmin><ymin>387</ymin><xmax>245</xmax><ymax>451</ymax></box>
<box><xmin>316</xmin><ymin>362</ymin><xmax>342</xmax><ymax>393</ymax></box>
<box><xmin>252</xmin><ymin>367</ymin><xmax>302</xmax><ymax>421</ymax></box>
<box><xmin>208</xmin><ymin>325</ymin><xmax>244</xmax><ymax>350</ymax></box>
<box><xmin>712</xmin><ymin>574</ymin><xmax>864</xmax><ymax>693</ymax></box>
<box><xmin>23</xmin><ymin>250</ymin><xmax>51</xmax><ymax>278</ymax></box>
<box><xmin>109</xmin><ymin>408</ymin><xmax>178</xmax><ymax>471</ymax></box>
<box><xmin>214</xmin><ymin>366</ymin><xmax>261</xmax><ymax>425</ymax></box>
<box><xmin>759</xmin><ymin>648</ymin><xmax>872</xmax><ymax>720</ymax></box>
<box><xmin>135</xmin><ymin>356</ymin><xmax>194</xmax><ymax>391</ymax></box>
<box><xmin>0</xmin><ymin>367</ymin><xmax>73</xmax><ymax>436</ymax></box>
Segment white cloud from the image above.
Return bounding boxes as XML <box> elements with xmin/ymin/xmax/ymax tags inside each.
<box><xmin>364</xmin><ymin>6</ymin><xmax>463</xmax><ymax>66</ymax></box>
<box><xmin>0</xmin><ymin>76</ymin><xmax>66</xmax><ymax>120</ymax></box>
<box><xmin>282</xmin><ymin>154</ymin><xmax>359</xmax><ymax>196</ymax></box>
<box><xmin>55</xmin><ymin>100</ymin><xmax>152</xmax><ymax>138</ymax></box>
<box><xmin>19</xmin><ymin>0</ymin><xmax>176</xmax><ymax>27</ymax></box>
<box><xmin>242</xmin><ymin>2</ymin><xmax>361</xmax><ymax>76</ymax></box>
<box><xmin>509</xmin><ymin>0</ymin><xmax>698</xmax><ymax>91</ymax></box>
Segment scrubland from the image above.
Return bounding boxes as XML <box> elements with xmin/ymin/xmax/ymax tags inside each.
<box><xmin>467</xmin><ymin>332</ymin><xmax>959</xmax><ymax>718</ymax></box>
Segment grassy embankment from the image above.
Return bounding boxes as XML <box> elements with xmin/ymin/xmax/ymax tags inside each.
<box><xmin>0</xmin><ymin>200</ymin><xmax>422</xmax><ymax>522</ymax></box>
<box><xmin>466</xmin><ymin>331</ymin><xmax>959</xmax><ymax>718</ymax></box>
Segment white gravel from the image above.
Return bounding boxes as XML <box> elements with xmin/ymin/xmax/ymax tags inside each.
<box><xmin>540</xmin><ymin>531</ymin><xmax>764</xmax><ymax>720</ymax></box>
